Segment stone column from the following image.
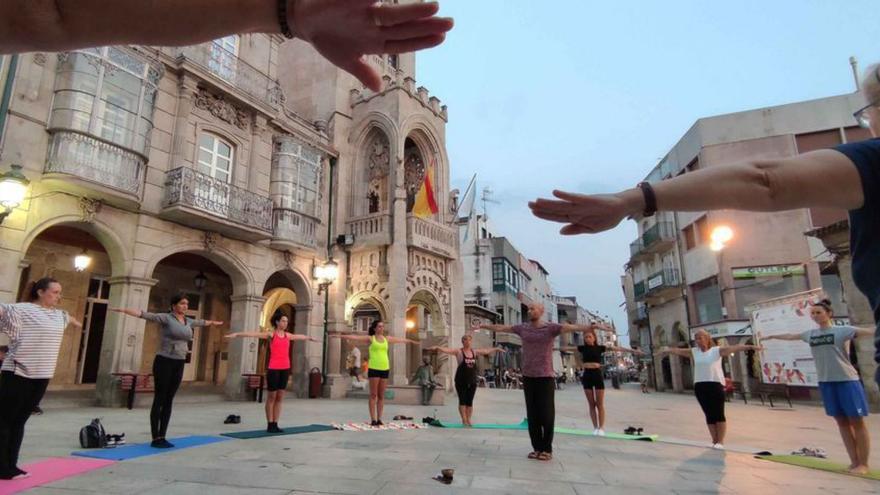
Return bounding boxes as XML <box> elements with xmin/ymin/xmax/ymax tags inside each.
<box><xmin>671</xmin><ymin>356</ymin><xmax>684</xmax><ymax>392</ymax></box>
<box><xmin>247</xmin><ymin>115</ymin><xmax>268</xmax><ymax>191</ymax></box>
<box><xmin>170</xmin><ymin>75</ymin><xmax>199</xmax><ymax>168</ymax></box>
<box><xmin>95</xmin><ymin>276</ymin><xmax>158</xmax><ymax>407</ymax></box>
<box><xmin>224</xmin><ymin>294</ymin><xmax>265</xmax><ymax>400</ymax></box>
<box><xmin>291</xmin><ymin>302</ymin><xmax>315</xmax><ymax>398</ymax></box>
<box><xmin>388</xmin><ymin>161</ymin><xmax>410</xmax><ymax>385</ymax></box>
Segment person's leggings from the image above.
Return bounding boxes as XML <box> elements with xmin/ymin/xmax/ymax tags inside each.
<box><xmin>0</xmin><ymin>371</ymin><xmax>49</xmax><ymax>476</ymax></box>
<box><xmin>522</xmin><ymin>377</ymin><xmax>555</xmax><ymax>453</ymax></box>
<box><xmin>694</xmin><ymin>382</ymin><xmax>726</xmax><ymax>424</ymax></box>
<box><xmin>151</xmin><ymin>355</ymin><xmax>185</xmax><ymax>440</ymax></box>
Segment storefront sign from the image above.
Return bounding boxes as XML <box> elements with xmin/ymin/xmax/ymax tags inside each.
<box><xmin>690</xmin><ymin>320</ymin><xmax>751</xmax><ymax>339</ymax></box>
<box><xmin>647</xmin><ymin>275</ymin><xmax>663</xmax><ymax>290</ymax></box>
<box><xmin>732</xmin><ymin>264</ymin><xmax>805</xmax><ymax>279</ymax></box>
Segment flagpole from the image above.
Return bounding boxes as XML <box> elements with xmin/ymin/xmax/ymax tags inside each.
<box><xmin>449</xmin><ymin>173</ymin><xmax>477</xmax><ymax>224</ymax></box>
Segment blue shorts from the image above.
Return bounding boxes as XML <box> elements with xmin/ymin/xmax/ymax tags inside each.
<box><xmin>818</xmin><ymin>381</ymin><xmax>869</xmax><ymax>418</ymax></box>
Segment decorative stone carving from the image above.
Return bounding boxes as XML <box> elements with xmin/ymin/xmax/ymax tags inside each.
<box><xmin>283</xmin><ymin>250</ymin><xmax>293</xmax><ymax>268</ymax></box>
<box><xmin>203</xmin><ymin>231</ymin><xmax>219</xmax><ymax>252</ymax></box>
<box><xmin>78</xmin><ymin>197</ymin><xmax>102</xmax><ymax>223</ymax></box>
<box><xmin>368</xmin><ymin>135</ymin><xmax>390</xmax><ymax>181</ymax></box>
<box><xmin>33</xmin><ymin>53</ymin><xmax>47</xmax><ymax>66</ymax></box>
<box><xmin>193</xmin><ymin>88</ymin><xmax>249</xmax><ymax>130</ymax></box>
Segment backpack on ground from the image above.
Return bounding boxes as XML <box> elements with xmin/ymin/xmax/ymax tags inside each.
<box><xmin>79</xmin><ymin>418</ymin><xmax>107</xmax><ymax>448</ymax></box>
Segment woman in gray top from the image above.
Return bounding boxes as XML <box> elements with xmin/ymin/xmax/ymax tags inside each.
<box><xmin>763</xmin><ymin>299</ymin><xmax>874</xmax><ymax>474</ymax></box>
<box><xmin>111</xmin><ymin>294</ymin><xmax>222</xmax><ymax>448</ymax></box>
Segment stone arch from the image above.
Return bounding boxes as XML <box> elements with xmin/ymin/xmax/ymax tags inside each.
<box><xmin>401</xmin><ymin>118</ymin><xmax>449</xmax><ymax>212</ymax></box>
<box><xmin>260</xmin><ymin>265</ymin><xmax>313</xmax><ymax>307</ymax></box>
<box><xmin>345</xmin><ymin>291</ymin><xmax>388</xmax><ymax>324</ymax></box>
<box><xmin>20</xmin><ymin>215</ymin><xmax>129</xmax><ymax>278</ymax></box>
<box><xmin>407</xmin><ymin>287</ymin><xmax>447</xmax><ymax>332</ymax></box>
<box><xmin>350</xmin><ymin>115</ymin><xmax>399</xmax><ymax>217</ymax></box>
<box><xmin>143</xmin><ymin>241</ymin><xmax>254</xmax><ymax>296</ymax></box>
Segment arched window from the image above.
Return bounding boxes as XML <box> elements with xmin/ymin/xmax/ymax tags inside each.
<box><xmin>197</xmin><ymin>132</ymin><xmax>234</xmax><ymax>183</ymax></box>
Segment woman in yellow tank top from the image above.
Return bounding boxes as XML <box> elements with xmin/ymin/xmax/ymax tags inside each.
<box><xmin>332</xmin><ymin>320</ymin><xmax>418</xmax><ymax>426</ymax></box>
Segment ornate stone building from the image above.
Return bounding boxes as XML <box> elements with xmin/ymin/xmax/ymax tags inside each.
<box><xmin>0</xmin><ymin>4</ymin><xmax>462</xmax><ymax>404</ymax></box>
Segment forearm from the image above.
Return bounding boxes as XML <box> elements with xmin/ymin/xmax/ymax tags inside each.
<box><xmin>1</xmin><ymin>0</ymin><xmax>278</xmax><ymax>54</ymax></box>
<box><xmin>112</xmin><ymin>308</ymin><xmax>143</xmax><ymax>318</ymax></box>
<box><xmin>230</xmin><ymin>331</ymin><xmax>266</xmax><ymax>338</ymax></box>
<box><xmin>763</xmin><ymin>334</ymin><xmax>800</xmax><ymax>341</ymax></box>
<box><xmin>479</xmin><ymin>324</ymin><xmax>513</xmax><ymax>333</ymax></box>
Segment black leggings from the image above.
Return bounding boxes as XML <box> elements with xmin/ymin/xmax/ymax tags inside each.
<box><xmin>694</xmin><ymin>382</ymin><xmax>726</xmax><ymax>424</ymax></box>
<box><xmin>0</xmin><ymin>371</ymin><xmax>49</xmax><ymax>476</ymax></box>
<box><xmin>523</xmin><ymin>377</ymin><xmax>555</xmax><ymax>453</ymax></box>
<box><xmin>151</xmin><ymin>355</ymin><xmax>185</xmax><ymax>440</ymax></box>
<box><xmin>455</xmin><ymin>380</ymin><xmax>477</xmax><ymax>407</ymax></box>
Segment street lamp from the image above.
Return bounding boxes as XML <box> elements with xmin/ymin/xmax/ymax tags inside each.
<box><xmin>710</xmin><ymin>225</ymin><xmax>734</xmax><ymax>252</ymax></box>
<box><xmin>314</xmin><ymin>258</ymin><xmax>339</xmax><ymax>387</ymax></box>
<box><xmin>193</xmin><ymin>271</ymin><xmax>208</xmax><ymax>291</ymax></box>
<box><xmin>0</xmin><ymin>164</ymin><xmax>29</xmax><ymax>225</ymax></box>
<box><xmin>73</xmin><ymin>249</ymin><xmax>92</xmax><ymax>272</ymax></box>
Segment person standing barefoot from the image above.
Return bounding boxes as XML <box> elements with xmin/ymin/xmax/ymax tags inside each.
<box><xmin>225</xmin><ymin>310</ymin><xmax>318</xmax><ymax>432</ymax></box>
<box><xmin>429</xmin><ymin>335</ymin><xmax>504</xmax><ymax>426</ymax></box>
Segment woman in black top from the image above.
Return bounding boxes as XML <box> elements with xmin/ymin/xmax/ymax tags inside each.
<box><xmin>429</xmin><ymin>335</ymin><xmax>503</xmax><ymax>426</ymax></box>
<box><xmin>559</xmin><ymin>331</ymin><xmax>642</xmax><ymax>436</ymax></box>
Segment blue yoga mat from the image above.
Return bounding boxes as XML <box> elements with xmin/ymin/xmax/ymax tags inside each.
<box><xmin>221</xmin><ymin>424</ymin><xmax>336</xmax><ymax>439</ymax></box>
<box><xmin>72</xmin><ymin>435</ymin><xmax>230</xmax><ymax>461</ymax></box>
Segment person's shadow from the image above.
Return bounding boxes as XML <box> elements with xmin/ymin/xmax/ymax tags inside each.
<box><xmin>672</xmin><ymin>450</ymin><xmax>729</xmax><ymax>493</ymax></box>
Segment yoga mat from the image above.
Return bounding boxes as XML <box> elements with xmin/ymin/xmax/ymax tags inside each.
<box><xmin>755</xmin><ymin>455</ymin><xmax>880</xmax><ymax>480</ymax></box>
<box><xmin>0</xmin><ymin>457</ymin><xmax>115</xmax><ymax>495</ymax></box>
<box><xmin>428</xmin><ymin>418</ymin><xmax>529</xmax><ymax>430</ymax></box>
<box><xmin>221</xmin><ymin>424</ymin><xmax>336</xmax><ymax>439</ymax></box>
<box><xmin>554</xmin><ymin>427</ymin><xmax>658</xmax><ymax>442</ymax></box>
<box><xmin>71</xmin><ymin>435</ymin><xmax>229</xmax><ymax>461</ymax></box>
<box><xmin>331</xmin><ymin>421</ymin><xmax>426</xmax><ymax>431</ymax></box>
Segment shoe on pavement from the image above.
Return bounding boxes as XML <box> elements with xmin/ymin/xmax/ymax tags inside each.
<box><xmin>712</xmin><ymin>443</ymin><xmax>724</xmax><ymax>450</ymax></box>
<box><xmin>592</xmin><ymin>429</ymin><xmax>599</xmax><ymax>435</ymax></box>
<box><xmin>597</xmin><ymin>429</ymin><xmax>606</xmax><ymax>436</ymax></box>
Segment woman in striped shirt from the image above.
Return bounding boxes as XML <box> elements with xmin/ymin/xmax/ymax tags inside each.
<box><xmin>0</xmin><ymin>277</ymin><xmax>81</xmax><ymax>480</ymax></box>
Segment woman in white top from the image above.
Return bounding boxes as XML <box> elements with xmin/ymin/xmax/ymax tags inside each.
<box><xmin>657</xmin><ymin>330</ymin><xmax>761</xmax><ymax>449</ymax></box>
<box><xmin>0</xmin><ymin>277</ymin><xmax>82</xmax><ymax>480</ymax></box>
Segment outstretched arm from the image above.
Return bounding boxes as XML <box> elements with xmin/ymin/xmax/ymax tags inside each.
<box><xmin>427</xmin><ymin>346</ymin><xmax>458</xmax><ymax>355</ymax></box>
<box><xmin>195</xmin><ymin>320</ymin><xmax>224</xmax><ymax>327</ymax></box>
<box><xmin>109</xmin><ymin>308</ymin><xmax>144</xmax><ymax>318</ymax></box>
<box><xmin>529</xmin><ymin>149</ymin><xmax>863</xmax><ymax>235</ymax></box>
<box><xmin>330</xmin><ymin>333</ymin><xmax>371</xmax><ymax>343</ymax></box>
<box><xmin>655</xmin><ymin>347</ymin><xmax>692</xmax><ymax>359</ymax></box>
<box><xmin>557</xmin><ymin>345</ymin><xmax>578</xmax><ymax>352</ymax></box>
<box><xmin>225</xmin><ymin>331</ymin><xmax>270</xmax><ymax>340</ymax></box>
<box><xmin>607</xmin><ymin>346</ymin><xmax>644</xmax><ymax>356</ymax></box>
<box><xmin>473</xmin><ymin>323</ymin><xmax>516</xmax><ymax>334</ymax></box>
<box><xmin>853</xmin><ymin>326</ymin><xmax>877</xmax><ymax>339</ymax></box>
<box><xmin>719</xmin><ymin>344</ymin><xmax>763</xmax><ymax>357</ymax></box>
<box><xmin>68</xmin><ymin>316</ymin><xmax>83</xmax><ymax>329</ymax></box>
<box><xmin>476</xmin><ymin>347</ymin><xmax>505</xmax><ymax>356</ymax></box>
<box><xmin>388</xmin><ymin>336</ymin><xmax>419</xmax><ymax>345</ymax></box>
<box><xmin>0</xmin><ymin>0</ymin><xmax>453</xmax><ymax>92</ymax></box>
<box><xmin>285</xmin><ymin>333</ymin><xmax>320</xmax><ymax>342</ymax></box>
<box><xmin>761</xmin><ymin>333</ymin><xmax>802</xmax><ymax>342</ymax></box>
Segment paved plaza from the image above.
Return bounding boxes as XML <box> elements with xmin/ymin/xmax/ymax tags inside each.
<box><xmin>12</xmin><ymin>383</ymin><xmax>880</xmax><ymax>494</ymax></box>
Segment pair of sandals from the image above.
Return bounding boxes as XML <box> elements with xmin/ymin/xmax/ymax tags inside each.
<box><xmin>223</xmin><ymin>414</ymin><xmax>242</xmax><ymax>424</ymax></box>
<box><xmin>527</xmin><ymin>451</ymin><xmax>552</xmax><ymax>461</ymax></box>
<box><xmin>392</xmin><ymin>415</ymin><xmax>413</xmax><ymax>421</ymax></box>
<box><xmin>623</xmin><ymin>426</ymin><xmax>645</xmax><ymax>436</ymax></box>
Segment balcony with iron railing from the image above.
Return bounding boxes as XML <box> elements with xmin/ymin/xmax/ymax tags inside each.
<box><xmin>406</xmin><ymin>214</ymin><xmax>457</xmax><ymax>259</ymax></box>
<box><xmin>43</xmin><ymin>130</ymin><xmax>146</xmax><ymax>208</ymax></box>
<box><xmin>644</xmin><ymin>268</ymin><xmax>681</xmax><ymax>302</ymax></box>
<box><xmin>630</xmin><ymin>221</ymin><xmax>676</xmax><ymax>262</ymax></box>
<box><xmin>634</xmin><ymin>280</ymin><xmax>647</xmax><ymax>300</ymax></box>
<box><xmin>271</xmin><ymin>208</ymin><xmax>319</xmax><ymax>252</ymax></box>
<box><xmin>174</xmin><ymin>43</ymin><xmax>283</xmax><ymax>110</ymax></box>
<box><xmin>161</xmin><ymin>167</ymin><xmax>273</xmax><ymax>241</ymax></box>
<box><xmin>346</xmin><ymin>213</ymin><xmax>393</xmax><ymax>247</ymax></box>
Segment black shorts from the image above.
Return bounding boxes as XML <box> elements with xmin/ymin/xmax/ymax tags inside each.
<box><xmin>367</xmin><ymin>369</ymin><xmax>389</xmax><ymax>379</ymax></box>
<box><xmin>455</xmin><ymin>380</ymin><xmax>477</xmax><ymax>407</ymax></box>
<box><xmin>266</xmin><ymin>369</ymin><xmax>290</xmax><ymax>391</ymax></box>
<box><xmin>581</xmin><ymin>368</ymin><xmax>605</xmax><ymax>390</ymax></box>
<box><xmin>694</xmin><ymin>382</ymin><xmax>726</xmax><ymax>424</ymax></box>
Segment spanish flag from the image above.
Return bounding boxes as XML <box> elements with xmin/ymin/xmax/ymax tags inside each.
<box><xmin>412</xmin><ymin>158</ymin><xmax>439</xmax><ymax>218</ymax></box>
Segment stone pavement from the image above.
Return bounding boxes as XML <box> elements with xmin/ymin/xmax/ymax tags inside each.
<box><xmin>12</xmin><ymin>383</ymin><xmax>880</xmax><ymax>494</ymax></box>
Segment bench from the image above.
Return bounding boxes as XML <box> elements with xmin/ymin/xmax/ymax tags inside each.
<box><xmin>384</xmin><ymin>385</ymin><xmax>445</xmax><ymax>406</ymax></box>
<box><xmin>726</xmin><ymin>381</ymin><xmax>749</xmax><ymax>404</ymax></box>
<box><xmin>756</xmin><ymin>383</ymin><xmax>792</xmax><ymax>408</ymax></box>
<box><xmin>112</xmin><ymin>373</ymin><xmax>154</xmax><ymax>410</ymax></box>
<box><xmin>242</xmin><ymin>373</ymin><xmax>265</xmax><ymax>403</ymax></box>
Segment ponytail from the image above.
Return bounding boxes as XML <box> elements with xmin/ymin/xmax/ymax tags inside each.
<box><xmin>27</xmin><ymin>277</ymin><xmax>58</xmax><ymax>302</ymax></box>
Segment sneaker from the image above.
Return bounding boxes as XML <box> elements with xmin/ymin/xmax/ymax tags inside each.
<box><xmin>151</xmin><ymin>439</ymin><xmax>174</xmax><ymax>449</ymax></box>
<box><xmin>105</xmin><ymin>436</ymin><xmax>117</xmax><ymax>447</ymax></box>
<box><xmin>114</xmin><ymin>434</ymin><xmax>126</xmax><ymax>446</ymax></box>
<box><xmin>597</xmin><ymin>429</ymin><xmax>606</xmax><ymax>437</ymax></box>
<box><xmin>712</xmin><ymin>443</ymin><xmax>724</xmax><ymax>450</ymax></box>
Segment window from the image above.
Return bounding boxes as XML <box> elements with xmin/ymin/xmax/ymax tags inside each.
<box><xmin>682</xmin><ymin>224</ymin><xmax>697</xmax><ymax>250</ymax></box>
<box><xmin>695</xmin><ymin>216</ymin><xmax>710</xmax><ymax>245</ymax></box>
<box><xmin>691</xmin><ymin>277</ymin><xmax>723</xmax><ymax>324</ymax></box>
<box><xmin>210</xmin><ymin>36</ymin><xmax>239</xmax><ymax>82</ymax></box>
<box><xmin>274</xmin><ymin>136</ymin><xmax>323</xmax><ymax>217</ymax></box>
<box><xmin>197</xmin><ymin>133</ymin><xmax>234</xmax><ymax>182</ymax></box>
<box><xmin>50</xmin><ymin>47</ymin><xmax>160</xmax><ymax>154</ymax></box>
<box><xmin>733</xmin><ymin>269</ymin><xmax>808</xmax><ymax>318</ymax></box>
<box><xmin>492</xmin><ymin>258</ymin><xmax>519</xmax><ymax>294</ymax></box>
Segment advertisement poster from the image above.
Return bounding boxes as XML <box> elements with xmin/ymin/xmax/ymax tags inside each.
<box><xmin>749</xmin><ymin>289</ymin><xmax>824</xmax><ymax>387</ymax></box>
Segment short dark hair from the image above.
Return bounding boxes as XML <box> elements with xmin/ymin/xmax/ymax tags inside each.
<box><xmin>170</xmin><ymin>293</ymin><xmax>189</xmax><ymax>308</ymax></box>
<box><xmin>368</xmin><ymin>320</ymin><xmax>382</xmax><ymax>336</ymax></box>
<box><xmin>270</xmin><ymin>310</ymin><xmax>287</xmax><ymax>328</ymax></box>
<box><xmin>0</xmin><ymin>345</ymin><xmax>8</xmax><ymax>353</ymax></box>
<box><xmin>27</xmin><ymin>277</ymin><xmax>59</xmax><ymax>302</ymax></box>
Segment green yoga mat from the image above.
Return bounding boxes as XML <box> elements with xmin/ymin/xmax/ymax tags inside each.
<box><xmin>221</xmin><ymin>424</ymin><xmax>336</xmax><ymax>439</ymax></box>
<box><xmin>756</xmin><ymin>455</ymin><xmax>880</xmax><ymax>480</ymax></box>
<box><xmin>429</xmin><ymin>418</ymin><xmax>529</xmax><ymax>430</ymax></box>
<box><xmin>554</xmin><ymin>427</ymin><xmax>657</xmax><ymax>442</ymax></box>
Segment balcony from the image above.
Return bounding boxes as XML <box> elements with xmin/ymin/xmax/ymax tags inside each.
<box><xmin>270</xmin><ymin>208</ymin><xmax>319</xmax><ymax>252</ymax></box>
<box><xmin>346</xmin><ymin>213</ymin><xmax>392</xmax><ymax>248</ymax></box>
<box><xmin>630</xmin><ymin>221</ymin><xmax>676</xmax><ymax>262</ymax></box>
<box><xmin>43</xmin><ymin>130</ymin><xmax>145</xmax><ymax>208</ymax></box>
<box><xmin>161</xmin><ymin>167</ymin><xmax>273</xmax><ymax>241</ymax></box>
<box><xmin>174</xmin><ymin>44</ymin><xmax>283</xmax><ymax>110</ymax></box>
<box><xmin>633</xmin><ymin>305</ymin><xmax>649</xmax><ymax>325</ymax></box>
<box><xmin>644</xmin><ymin>268</ymin><xmax>681</xmax><ymax>303</ymax></box>
<box><xmin>407</xmin><ymin>214</ymin><xmax>457</xmax><ymax>259</ymax></box>
<box><xmin>633</xmin><ymin>280</ymin><xmax>647</xmax><ymax>300</ymax></box>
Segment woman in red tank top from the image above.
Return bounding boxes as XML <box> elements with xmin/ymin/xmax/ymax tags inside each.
<box><xmin>226</xmin><ymin>310</ymin><xmax>318</xmax><ymax>433</ymax></box>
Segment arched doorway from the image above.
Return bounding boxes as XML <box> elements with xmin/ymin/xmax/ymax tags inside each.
<box><xmin>18</xmin><ymin>224</ymin><xmax>117</xmax><ymax>386</ymax></box>
<box><xmin>655</xmin><ymin>326</ymin><xmax>673</xmax><ymax>390</ymax></box>
<box><xmin>673</xmin><ymin>322</ymin><xmax>694</xmax><ymax>390</ymax></box>
<box><xmin>262</xmin><ymin>269</ymin><xmax>311</xmax><ymax>394</ymax></box>
<box><xmin>144</xmin><ymin>253</ymin><xmax>233</xmax><ymax>383</ymax></box>
<box><xmin>407</xmin><ymin>289</ymin><xmax>447</xmax><ymax>378</ymax></box>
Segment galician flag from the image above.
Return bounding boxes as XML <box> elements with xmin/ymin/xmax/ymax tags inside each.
<box><xmin>412</xmin><ymin>158</ymin><xmax>439</xmax><ymax>218</ymax></box>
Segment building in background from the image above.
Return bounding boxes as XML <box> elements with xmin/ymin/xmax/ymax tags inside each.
<box><xmin>623</xmin><ymin>92</ymin><xmax>877</xmax><ymax>405</ymax></box>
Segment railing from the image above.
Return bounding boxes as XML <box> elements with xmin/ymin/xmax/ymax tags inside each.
<box><xmin>272</xmin><ymin>208</ymin><xmax>318</xmax><ymax>248</ymax></box>
<box><xmin>163</xmin><ymin>167</ymin><xmax>273</xmax><ymax>232</ymax></box>
<box><xmin>642</xmin><ymin>221</ymin><xmax>676</xmax><ymax>249</ymax></box>
<box><xmin>634</xmin><ymin>280</ymin><xmax>647</xmax><ymax>299</ymax></box>
<box><xmin>629</xmin><ymin>239</ymin><xmax>644</xmax><ymax>258</ymax></box>
<box><xmin>407</xmin><ymin>215</ymin><xmax>457</xmax><ymax>257</ymax></box>
<box><xmin>45</xmin><ymin>130</ymin><xmax>144</xmax><ymax>197</ymax></box>
<box><xmin>646</xmin><ymin>268</ymin><xmax>681</xmax><ymax>294</ymax></box>
<box><xmin>346</xmin><ymin>213</ymin><xmax>392</xmax><ymax>245</ymax></box>
<box><xmin>175</xmin><ymin>43</ymin><xmax>283</xmax><ymax>109</ymax></box>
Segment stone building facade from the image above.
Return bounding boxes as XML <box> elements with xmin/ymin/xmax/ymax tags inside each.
<box><xmin>0</xmin><ymin>7</ymin><xmax>463</xmax><ymax>404</ymax></box>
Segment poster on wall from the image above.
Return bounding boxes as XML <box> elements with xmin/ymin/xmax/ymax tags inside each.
<box><xmin>749</xmin><ymin>289</ymin><xmax>824</xmax><ymax>387</ymax></box>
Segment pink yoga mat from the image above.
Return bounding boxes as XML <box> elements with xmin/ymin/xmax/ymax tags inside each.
<box><xmin>0</xmin><ymin>457</ymin><xmax>115</xmax><ymax>495</ymax></box>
